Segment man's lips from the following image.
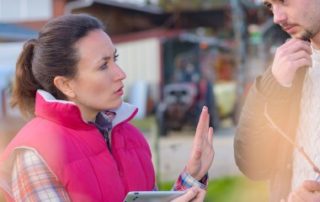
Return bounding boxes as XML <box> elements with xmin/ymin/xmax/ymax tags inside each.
<box><xmin>283</xmin><ymin>25</ymin><xmax>297</xmax><ymax>33</ymax></box>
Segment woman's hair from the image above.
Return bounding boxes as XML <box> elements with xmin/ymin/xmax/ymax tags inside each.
<box><xmin>11</xmin><ymin>14</ymin><xmax>105</xmax><ymax>117</ymax></box>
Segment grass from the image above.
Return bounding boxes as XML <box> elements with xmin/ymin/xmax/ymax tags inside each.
<box><xmin>158</xmin><ymin>175</ymin><xmax>269</xmax><ymax>202</ymax></box>
<box><xmin>130</xmin><ymin>115</ymin><xmax>156</xmax><ymax>132</ymax></box>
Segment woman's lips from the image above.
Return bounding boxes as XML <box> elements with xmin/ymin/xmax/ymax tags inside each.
<box><xmin>115</xmin><ymin>86</ymin><xmax>124</xmax><ymax>96</ymax></box>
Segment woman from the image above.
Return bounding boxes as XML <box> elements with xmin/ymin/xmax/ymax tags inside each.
<box><xmin>0</xmin><ymin>14</ymin><xmax>214</xmax><ymax>202</ymax></box>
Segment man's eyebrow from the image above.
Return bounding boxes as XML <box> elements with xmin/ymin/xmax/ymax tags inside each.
<box><xmin>263</xmin><ymin>1</ymin><xmax>272</xmax><ymax>9</ymax></box>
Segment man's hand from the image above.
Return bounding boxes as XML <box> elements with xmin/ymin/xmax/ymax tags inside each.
<box><xmin>286</xmin><ymin>180</ymin><xmax>320</xmax><ymax>202</ymax></box>
<box><xmin>272</xmin><ymin>38</ymin><xmax>312</xmax><ymax>87</ymax></box>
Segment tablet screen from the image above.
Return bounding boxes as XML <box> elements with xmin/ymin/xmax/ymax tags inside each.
<box><xmin>123</xmin><ymin>191</ymin><xmax>186</xmax><ymax>202</ymax></box>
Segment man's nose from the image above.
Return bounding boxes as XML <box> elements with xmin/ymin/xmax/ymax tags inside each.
<box><xmin>273</xmin><ymin>6</ymin><xmax>287</xmax><ymax>25</ymax></box>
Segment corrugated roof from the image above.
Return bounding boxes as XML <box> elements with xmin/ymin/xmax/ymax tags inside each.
<box><xmin>94</xmin><ymin>0</ymin><xmax>164</xmax><ymax>14</ymax></box>
<box><xmin>94</xmin><ymin>0</ymin><xmax>229</xmax><ymax>13</ymax></box>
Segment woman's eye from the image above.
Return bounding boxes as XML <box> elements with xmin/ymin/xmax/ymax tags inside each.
<box><xmin>99</xmin><ymin>63</ymin><xmax>108</xmax><ymax>70</ymax></box>
<box><xmin>114</xmin><ymin>54</ymin><xmax>119</xmax><ymax>62</ymax></box>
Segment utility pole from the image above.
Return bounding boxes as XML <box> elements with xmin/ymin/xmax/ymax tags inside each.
<box><xmin>230</xmin><ymin>0</ymin><xmax>247</xmax><ymax>120</ymax></box>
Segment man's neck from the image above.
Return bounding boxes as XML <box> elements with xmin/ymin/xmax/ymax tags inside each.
<box><xmin>311</xmin><ymin>32</ymin><xmax>320</xmax><ymax>49</ymax></box>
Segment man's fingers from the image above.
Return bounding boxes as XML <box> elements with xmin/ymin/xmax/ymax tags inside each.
<box><xmin>289</xmin><ymin>191</ymin><xmax>305</xmax><ymax>202</ymax></box>
<box><xmin>276</xmin><ymin>40</ymin><xmax>311</xmax><ymax>63</ymax></box>
<box><xmin>295</xmin><ymin>186</ymin><xmax>317</xmax><ymax>201</ymax></box>
<box><xmin>289</xmin><ymin>50</ymin><xmax>312</xmax><ymax>63</ymax></box>
<box><xmin>287</xmin><ymin>181</ymin><xmax>320</xmax><ymax>202</ymax></box>
<box><xmin>302</xmin><ymin>180</ymin><xmax>320</xmax><ymax>192</ymax></box>
<box><xmin>282</xmin><ymin>38</ymin><xmax>311</xmax><ymax>54</ymax></box>
<box><xmin>294</xmin><ymin>58</ymin><xmax>312</xmax><ymax>69</ymax></box>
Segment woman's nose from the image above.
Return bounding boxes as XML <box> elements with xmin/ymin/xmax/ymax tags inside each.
<box><xmin>113</xmin><ymin>64</ymin><xmax>126</xmax><ymax>80</ymax></box>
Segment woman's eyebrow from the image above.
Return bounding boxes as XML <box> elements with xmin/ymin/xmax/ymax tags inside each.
<box><xmin>95</xmin><ymin>49</ymin><xmax>117</xmax><ymax>65</ymax></box>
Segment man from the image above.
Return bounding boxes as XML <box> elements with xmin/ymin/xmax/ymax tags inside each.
<box><xmin>234</xmin><ymin>0</ymin><xmax>320</xmax><ymax>201</ymax></box>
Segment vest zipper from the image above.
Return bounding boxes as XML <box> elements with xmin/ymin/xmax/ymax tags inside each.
<box><xmin>103</xmin><ymin>130</ymin><xmax>112</xmax><ymax>153</ymax></box>
<box><xmin>109</xmin><ymin>132</ymin><xmax>127</xmax><ymax>191</ymax></box>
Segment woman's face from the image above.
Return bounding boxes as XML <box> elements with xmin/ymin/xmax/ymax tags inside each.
<box><xmin>68</xmin><ymin>29</ymin><xmax>126</xmax><ymax>121</ymax></box>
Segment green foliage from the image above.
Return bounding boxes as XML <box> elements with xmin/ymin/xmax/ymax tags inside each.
<box><xmin>206</xmin><ymin>176</ymin><xmax>268</xmax><ymax>202</ymax></box>
<box><xmin>158</xmin><ymin>176</ymin><xmax>268</xmax><ymax>202</ymax></box>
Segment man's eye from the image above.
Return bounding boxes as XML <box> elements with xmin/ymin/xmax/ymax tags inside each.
<box><xmin>264</xmin><ymin>2</ymin><xmax>273</xmax><ymax>11</ymax></box>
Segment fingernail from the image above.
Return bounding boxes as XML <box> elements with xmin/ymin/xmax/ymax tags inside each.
<box><xmin>202</xmin><ymin>106</ymin><xmax>207</xmax><ymax>111</ymax></box>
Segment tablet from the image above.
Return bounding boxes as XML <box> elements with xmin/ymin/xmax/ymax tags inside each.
<box><xmin>123</xmin><ymin>191</ymin><xmax>186</xmax><ymax>202</ymax></box>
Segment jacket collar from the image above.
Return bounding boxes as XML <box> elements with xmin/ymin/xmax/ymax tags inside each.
<box><xmin>35</xmin><ymin>90</ymin><xmax>138</xmax><ymax>130</ymax></box>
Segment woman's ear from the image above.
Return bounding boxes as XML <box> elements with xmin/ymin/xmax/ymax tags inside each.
<box><xmin>53</xmin><ymin>76</ymin><xmax>76</xmax><ymax>98</ymax></box>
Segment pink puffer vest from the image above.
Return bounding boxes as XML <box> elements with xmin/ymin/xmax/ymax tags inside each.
<box><xmin>0</xmin><ymin>90</ymin><xmax>155</xmax><ymax>202</ymax></box>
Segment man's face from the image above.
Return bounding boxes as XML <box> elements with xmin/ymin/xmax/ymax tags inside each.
<box><xmin>263</xmin><ymin>0</ymin><xmax>320</xmax><ymax>40</ymax></box>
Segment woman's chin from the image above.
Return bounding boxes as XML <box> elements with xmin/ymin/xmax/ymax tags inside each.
<box><xmin>109</xmin><ymin>99</ymin><xmax>123</xmax><ymax>110</ymax></box>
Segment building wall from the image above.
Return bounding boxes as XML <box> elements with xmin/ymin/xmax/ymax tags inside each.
<box><xmin>0</xmin><ymin>42</ymin><xmax>23</xmax><ymax>118</ymax></box>
<box><xmin>116</xmin><ymin>37</ymin><xmax>161</xmax><ymax>102</ymax></box>
<box><xmin>0</xmin><ymin>0</ymin><xmax>52</xmax><ymax>22</ymax></box>
<box><xmin>0</xmin><ymin>0</ymin><xmax>67</xmax><ymax>30</ymax></box>
<box><xmin>74</xmin><ymin>5</ymin><xmax>157</xmax><ymax>36</ymax></box>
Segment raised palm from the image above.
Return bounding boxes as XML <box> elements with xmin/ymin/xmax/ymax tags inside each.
<box><xmin>186</xmin><ymin>106</ymin><xmax>214</xmax><ymax>180</ymax></box>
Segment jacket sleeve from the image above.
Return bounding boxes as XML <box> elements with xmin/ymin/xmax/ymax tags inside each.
<box><xmin>11</xmin><ymin>149</ymin><xmax>71</xmax><ymax>202</ymax></box>
<box><xmin>234</xmin><ymin>67</ymin><xmax>300</xmax><ymax>180</ymax></box>
<box><xmin>172</xmin><ymin>170</ymin><xmax>208</xmax><ymax>191</ymax></box>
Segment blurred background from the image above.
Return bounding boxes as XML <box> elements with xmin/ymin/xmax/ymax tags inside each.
<box><xmin>0</xmin><ymin>0</ymin><xmax>290</xmax><ymax>201</ymax></box>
